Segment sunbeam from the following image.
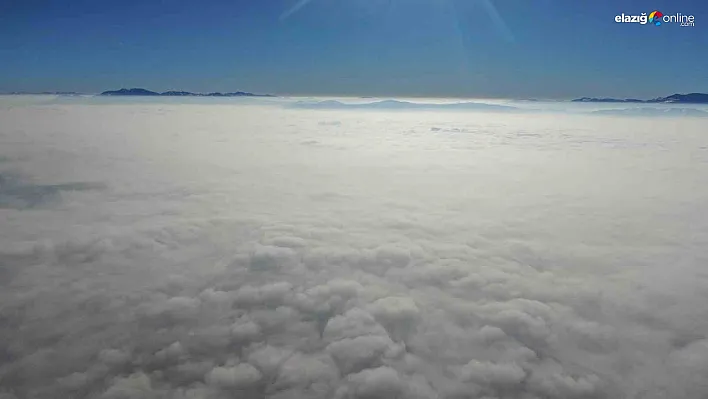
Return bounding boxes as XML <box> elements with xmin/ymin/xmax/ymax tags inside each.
<box><xmin>280</xmin><ymin>0</ymin><xmax>315</xmax><ymax>21</ymax></box>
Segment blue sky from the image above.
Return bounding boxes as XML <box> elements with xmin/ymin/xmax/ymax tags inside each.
<box><xmin>0</xmin><ymin>0</ymin><xmax>706</xmax><ymax>98</ymax></box>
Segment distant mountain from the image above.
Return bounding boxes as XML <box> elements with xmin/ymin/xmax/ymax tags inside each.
<box><xmin>572</xmin><ymin>97</ymin><xmax>644</xmax><ymax>103</ymax></box>
<box><xmin>101</xmin><ymin>88</ymin><xmax>160</xmax><ymax>96</ymax></box>
<box><xmin>161</xmin><ymin>91</ymin><xmax>193</xmax><ymax>96</ymax></box>
<box><xmin>573</xmin><ymin>93</ymin><xmax>708</xmax><ymax>104</ymax></box>
<box><xmin>100</xmin><ymin>88</ymin><xmax>275</xmax><ymax>97</ymax></box>
<box><xmin>206</xmin><ymin>91</ymin><xmax>274</xmax><ymax>97</ymax></box>
<box><xmin>651</xmin><ymin>93</ymin><xmax>708</xmax><ymax>103</ymax></box>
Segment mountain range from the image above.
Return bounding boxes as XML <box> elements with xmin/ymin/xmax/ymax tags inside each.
<box><xmin>3</xmin><ymin>90</ymin><xmax>706</xmax><ymax>103</ymax></box>
<box><xmin>100</xmin><ymin>88</ymin><xmax>275</xmax><ymax>97</ymax></box>
<box><xmin>572</xmin><ymin>93</ymin><xmax>708</xmax><ymax>104</ymax></box>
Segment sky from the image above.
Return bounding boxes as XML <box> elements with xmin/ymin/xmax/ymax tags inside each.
<box><xmin>0</xmin><ymin>0</ymin><xmax>707</xmax><ymax>98</ymax></box>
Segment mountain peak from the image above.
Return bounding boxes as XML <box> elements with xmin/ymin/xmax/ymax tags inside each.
<box><xmin>99</xmin><ymin>88</ymin><xmax>275</xmax><ymax>97</ymax></box>
<box><xmin>573</xmin><ymin>93</ymin><xmax>708</xmax><ymax>104</ymax></box>
<box><xmin>101</xmin><ymin>88</ymin><xmax>160</xmax><ymax>96</ymax></box>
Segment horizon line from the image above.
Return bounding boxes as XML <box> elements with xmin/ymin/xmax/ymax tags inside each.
<box><xmin>1</xmin><ymin>88</ymin><xmax>706</xmax><ymax>102</ymax></box>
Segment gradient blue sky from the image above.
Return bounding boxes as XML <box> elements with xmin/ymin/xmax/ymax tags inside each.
<box><xmin>0</xmin><ymin>0</ymin><xmax>706</xmax><ymax>98</ymax></box>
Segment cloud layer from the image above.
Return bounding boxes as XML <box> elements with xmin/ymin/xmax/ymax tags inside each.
<box><xmin>1</xmin><ymin>98</ymin><xmax>707</xmax><ymax>398</ymax></box>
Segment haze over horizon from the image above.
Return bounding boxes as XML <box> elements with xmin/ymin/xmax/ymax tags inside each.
<box><xmin>1</xmin><ymin>0</ymin><xmax>706</xmax><ymax>99</ymax></box>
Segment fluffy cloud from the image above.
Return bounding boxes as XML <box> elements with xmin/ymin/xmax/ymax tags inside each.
<box><xmin>326</xmin><ymin>335</ymin><xmax>397</xmax><ymax>374</ymax></box>
<box><xmin>184</xmin><ymin>325</ymin><xmax>233</xmax><ymax>355</ymax></box>
<box><xmin>246</xmin><ymin>345</ymin><xmax>294</xmax><ymax>377</ymax></box>
<box><xmin>154</xmin><ymin>341</ymin><xmax>185</xmax><ymax>363</ymax></box>
<box><xmin>231</xmin><ymin>317</ymin><xmax>262</xmax><ymax>343</ymax></box>
<box><xmin>206</xmin><ymin>363</ymin><xmax>263</xmax><ymax>388</ymax></box>
<box><xmin>270</xmin><ymin>352</ymin><xmax>340</xmax><ymax>397</ymax></box>
<box><xmin>527</xmin><ymin>371</ymin><xmax>601</xmax><ymax>399</ymax></box>
<box><xmin>458</xmin><ymin>360</ymin><xmax>526</xmax><ymax>387</ymax></box>
<box><xmin>98</xmin><ymin>349</ymin><xmax>131</xmax><ymax>367</ymax></box>
<box><xmin>1</xmin><ymin>100</ymin><xmax>707</xmax><ymax>399</ymax></box>
<box><xmin>137</xmin><ymin>296</ymin><xmax>202</xmax><ymax>324</ymax></box>
<box><xmin>250</xmin><ymin>245</ymin><xmax>298</xmax><ymax>271</ymax></box>
<box><xmin>232</xmin><ymin>281</ymin><xmax>294</xmax><ymax>308</ymax></box>
<box><xmin>101</xmin><ymin>372</ymin><xmax>153</xmax><ymax>399</ymax></box>
<box><xmin>367</xmin><ymin>296</ymin><xmax>420</xmax><ymax>342</ymax></box>
<box><xmin>336</xmin><ymin>366</ymin><xmax>403</xmax><ymax>399</ymax></box>
<box><xmin>323</xmin><ymin>309</ymin><xmax>390</xmax><ymax>342</ymax></box>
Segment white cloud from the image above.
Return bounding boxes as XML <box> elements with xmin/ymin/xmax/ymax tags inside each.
<box><xmin>250</xmin><ymin>245</ymin><xmax>298</xmax><ymax>271</ymax></box>
<box><xmin>367</xmin><ymin>296</ymin><xmax>421</xmax><ymax>342</ymax></box>
<box><xmin>1</xmin><ymin>100</ymin><xmax>707</xmax><ymax>398</ymax></box>
<box><xmin>137</xmin><ymin>296</ymin><xmax>202</xmax><ymax>323</ymax></box>
<box><xmin>170</xmin><ymin>361</ymin><xmax>215</xmax><ymax>386</ymax></box>
<box><xmin>374</xmin><ymin>245</ymin><xmax>412</xmax><ymax>269</ymax></box>
<box><xmin>307</xmin><ymin>279</ymin><xmax>363</xmax><ymax>300</ymax></box>
<box><xmin>101</xmin><ymin>372</ymin><xmax>153</xmax><ymax>399</ymax></box>
<box><xmin>184</xmin><ymin>325</ymin><xmax>233</xmax><ymax>355</ymax></box>
<box><xmin>268</xmin><ymin>236</ymin><xmax>308</xmax><ymax>248</ymax></box>
<box><xmin>273</xmin><ymin>352</ymin><xmax>340</xmax><ymax>393</ymax></box>
<box><xmin>246</xmin><ymin>345</ymin><xmax>294</xmax><ymax>377</ymax></box>
<box><xmin>326</xmin><ymin>335</ymin><xmax>396</xmax><ymax>374</ymax></box>
<box><xmin>206</xmin><ymin>363</ymin><xmax>262</xmax><ymax>388</ymax></box>
<box><xmin>323</xmin><ymin>309</ymin><xmax>389</xmax><ymax>342</ymax></box>
<box><xmin>477</xmin><ymin>325</ymin><xmax>507</xmax><ymax>344</ymax></box>
<box><xmin>231</xmin><ymin>317</ymin><xmax>262</xmax><ymax>343</ymax></box>
<box><xmin>169</xmin><ymin>385</ymin><xmax>212</xmax><ymax>399</ymax></box>
<box><xmin>338</xmin><ymin>366</ymin><xmax>403</xmax><ymax>399</ymax></box>
<box><xmin>198</xmin><ymin>288</ymin><xmax>234</xmax><ymax>305</ymax></box>
<box><xmin>260</xmin><ymin>282</ymin><xmax>294</xmax><ymax>302</ymax></box>
<box><xmin>367</xmin><ymin>296</ymin><xmax>420</xmax><ymax>324</ymax></box>
<box><xmin>57</xmin><ymin>372</ymin><xmax>89</xmax><ymax>390</ymax></box>
<box><xmin>98</xmin><ymin>349</ymin><xmax>131</xmax><ymax>367</ymax></box>
<box><xmin>527</xmin><ymin>371</ymin><xmax>601</xmax><ymax>399</ymax></box>
<box><xmin>154</xmin><ymin>341</ymin><xmax>185</xmax><ymax>363</ymax></box>
<box><xmin>458</xmin><ymin>360</ymin><xmax>526</xmax><ymax>387</ymax></box>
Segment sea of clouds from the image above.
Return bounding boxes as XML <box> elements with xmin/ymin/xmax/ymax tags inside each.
<box><xmin>1</xmin><ymin>97</ymin><xmax>707</xmax><ymax>399</ymax></box>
